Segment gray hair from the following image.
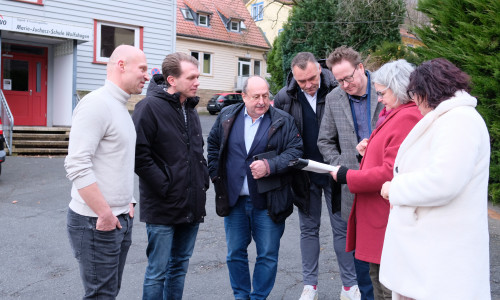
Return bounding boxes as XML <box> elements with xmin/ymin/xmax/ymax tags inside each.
<box><xmin>242</xmin><ymin>75</ymin><xmax>270</xmax><ymax>94</ymax></box>
<box><xmin>291</xmin><ymin>52</ymin><xmax>318</xmax><ymax>70</ymax></box>
<box><xmin>372</xmin><ymin>59</ymin><xmax>415</xmax><ymax>104</ymax></box>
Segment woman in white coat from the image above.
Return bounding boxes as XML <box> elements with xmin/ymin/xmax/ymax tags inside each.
<box><xmin>379</xmin><ymin>58</ymin><xmax>491</xmax><ymax>300</ymax></box>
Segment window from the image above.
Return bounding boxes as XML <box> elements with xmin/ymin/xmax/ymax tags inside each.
<box><xmin>94</xmin><ymin>21</ymin><xmax>142</xmax><ymax>63</ymax></box>
<box><xmin>251</xmin><ymin>2</ymin><xmax>264</xmax><ymax>21</ymax></box>
<box><xmin>198</xmin><ymin>14</ymin><xmax>209</xmax><ymax>26</ymax></box>
<box><xmin>238</xmin><ymin>58</ymin><xmax>251</xmax><ymax>77</ymax></box>
<box><xmin>230</xmin><ymin>21</ymin><xmax>240</xmax><ymax>32</ymax></box>
<box><xmin>180</xmin><ymin>8</ymin><xmax>194</xmax><ymax>20</ymax></box>
<box><xmin>254</xmin><ymin>60</ymin><xmax>261</xmax><ymax>76</ymax></box>
<box><xmin>191</xmin><ymin>51</ymin><xmax>212</xmax><ymax>75</ymax></box>
<box><xmin>3</xmin><ymin>59</ymin><xmax>29</xmax><ymax>91</ymax></box>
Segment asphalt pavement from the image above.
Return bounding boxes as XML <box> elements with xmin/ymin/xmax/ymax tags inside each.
<box><xmin>0</xmin><ymin>114</ymin><xmax>499</xmax><ymax>299</ymax></box>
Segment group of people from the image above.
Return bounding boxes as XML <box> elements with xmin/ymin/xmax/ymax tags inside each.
<box><xmin>64</xmin><ymin>43</ymin><xmax>491</xmax><ymax>300</ymax></box>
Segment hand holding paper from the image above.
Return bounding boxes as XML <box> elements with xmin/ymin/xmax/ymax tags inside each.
<box><xmin>288</xmin><ymin>158</ymin><xmax>336</xmax><ymax>174</ymax></box>
<box><xmin>329</xmin><ymin>166</ymin><xmax>341</xmax><ymax>181</ymax></box>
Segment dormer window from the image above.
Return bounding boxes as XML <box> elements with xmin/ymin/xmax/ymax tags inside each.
<box><xmin>181</xmin><ymin>8</ymin><xmax>193</xmax><ymax>20</ymax></box>
<box><xmin>230</xmin><ymin>21</ymin><xmax>240</xmax><ymax>32</ymax></box>
<box><xmin>198</xmin><ymin>14</ymin><xmax>209</xmax><ymax>26</ymax></box>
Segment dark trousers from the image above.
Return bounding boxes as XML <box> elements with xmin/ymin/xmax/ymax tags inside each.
<box><xmin>298</xmin><ymin>183</ymin><xmax>357</xmax><ymax>287</ymax></box>
<box><xmin>355</xmin><ymin>257</ymin><xmax>374</xmax><ymax>300</ymax></box>
<box><xmin>67</xmin><ymin>208</ymin><xmax>133</xmax><ymax>300</ymax></box>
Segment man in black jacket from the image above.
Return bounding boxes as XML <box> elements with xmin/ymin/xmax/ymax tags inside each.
<box><xmin>207</xmin><ymin>76</ymin><xmax>302</xmax><ymax>300</ymax></box>
<box><xmin>132</xmin><ymin>52</ymin><xmax>209</xmax><ymax>300</ymax></box>
<box><xmin>274</xmin><ymin>52</ymin><xmax>359</xmax><ymax>300</ymax></box>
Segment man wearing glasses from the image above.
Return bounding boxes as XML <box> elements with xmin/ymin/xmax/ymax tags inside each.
<box><xmin>318</xmin><ymin>46</ymin><xmax>384</xmax><ymax>300</ymax></box>
<box><xmin>207</xmin><ymin>76</ymin><xmax>303</xmax><ymax>300</ymax></box>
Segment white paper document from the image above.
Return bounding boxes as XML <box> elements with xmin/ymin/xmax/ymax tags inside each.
<box><xmin>288</xmin><ymin>158</ymin><xmax>336</xmax><ymax>174</ymax></box>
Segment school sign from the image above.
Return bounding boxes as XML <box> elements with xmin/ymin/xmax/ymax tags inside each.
<box><xmin>0</xmin><ymin>14</ymin><xmax>91</xmax><ymax>41</ymax></box>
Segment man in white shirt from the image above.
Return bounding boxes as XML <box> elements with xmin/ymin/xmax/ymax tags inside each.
<box><xmin>274</xmin><ymin>52</ymin><xmax>360</xmax><ymax>300</ymax></box>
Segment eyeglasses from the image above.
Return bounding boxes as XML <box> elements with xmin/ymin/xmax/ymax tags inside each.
<box><xmin>376</xmin><ymin>86</ymin><xmax>389</xmax><ymax>98</ymax></box>
<box><xmin>407</xmin><ymin>89</ymin><xmax>415</xmax><ymax>100</ymax></box>
<box><xmin>337</xmin><ymin>65</ymin><xmax>358</xmax><ymax>86</ymax></box>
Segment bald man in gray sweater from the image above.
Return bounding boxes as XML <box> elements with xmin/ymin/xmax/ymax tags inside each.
<box><xmin>64</xmin><ymin>45</ymin><xmax>150</xmax><ymax>299</ymax></box>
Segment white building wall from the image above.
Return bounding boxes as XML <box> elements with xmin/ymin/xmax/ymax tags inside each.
<box><xmin>53</xmin><ymin>42</ymin><xmax>74</xmax><ymax>126</ymax></box>
<box><xmin>0</xmin><ymin>0</ymin><xmax>176</xmax><ymax>93</ymax></box>
<box><xmin>73</xmin><ymin>0</ymin><xmax>177</xmax><ymax>92</ymax></box>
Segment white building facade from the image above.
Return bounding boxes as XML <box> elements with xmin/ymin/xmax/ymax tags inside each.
<box><xmin>0</xmin><ymin>0</ymin><xmax>176</xmax><ymax>127</ymax></box>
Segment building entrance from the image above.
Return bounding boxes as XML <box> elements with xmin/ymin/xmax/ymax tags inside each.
<box><xmin>1</xmin><ymin>43</ymin><xmax>48</xmax><ymax>126</ymax></box>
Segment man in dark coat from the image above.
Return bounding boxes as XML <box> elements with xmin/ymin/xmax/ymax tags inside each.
<box><xmin>207</xmin><ymin>76</ymin><xmax>302</xmax><ymax>300</ymax></box>
<box><xmin>132</xmin><ymin>52</ymin><xmax>209</xmax><ymax>300</ymax></box>
<box><xmin>274</xmin><ymin>52</ymin><xmax>359</xmax><ymax>300</ymax></box>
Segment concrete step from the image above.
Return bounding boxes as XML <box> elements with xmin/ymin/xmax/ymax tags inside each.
<box><xmin>13</xmin><ymin>133</ymin><xmax>69</xmax><ymax>140</ymax></box>
<box><xmin>10</xmin><ymin>126</ymin><xmax>71</xmax><ymax>156</ymax></box>
<box><xmin>13</xmin><ymin>140</ymin><xmax>69</xmax><ymax>147</ymax></box>
<box><xmin>13</xmin><ymin>126</ymin><xmax>70</xmax><ymax>133</ymax></box>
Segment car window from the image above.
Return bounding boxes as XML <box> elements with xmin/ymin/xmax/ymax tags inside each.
<box><xmin>236</xmin><ymin>94</ymin><xmax>243</xmax><ymax>101</ymax></box>
<box><xmin>218</xmin><ymin>96</ymin><xmax>225</xmax><ymax>101</ymax></box>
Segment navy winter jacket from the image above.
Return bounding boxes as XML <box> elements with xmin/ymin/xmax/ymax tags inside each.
<box><xmin>207</xmin><ymin>103</ymin><xmax>303</xmax><ymax>223</ymax></box>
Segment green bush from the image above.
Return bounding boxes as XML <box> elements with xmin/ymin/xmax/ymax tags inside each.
<box><xmin>365</xmin><ymin>41</ymin><xmax>421</xmax><ymax>70</ymax></box>
<box><xmin>267</xmin><ymin>34</ymin><xmax>285</xmax><ymax>95</ymax></box>
<box><xmin>267</xmin><ymin>0</ymin><xmax>405</xmax><ymax>90</ymax></box>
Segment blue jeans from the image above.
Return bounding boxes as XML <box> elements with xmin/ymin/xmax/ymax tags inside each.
<box><xmin>224</xmin><ymin>196</ymin><xmax>285</xmax><ymax>300</ymax></box>
<box><xmin>354</xmin><ymin>257</ymin><xmax>374</xmax><ymax>300</ymax></box>
<box><xmin>298</xmin><ymin>183</ymin><xmax>358</xmax><ymax>287</ymax></box>
<box><xmin>67</xmin><ymin>208</ymin><xmax>133</xmax><ymax>300</ymax></box>
<box><xmin>142</xmin><ymin>222</ymin><xmax>199</xmax><ymax>300</ymax></box>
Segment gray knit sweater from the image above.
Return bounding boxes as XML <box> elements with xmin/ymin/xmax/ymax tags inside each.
<box><xmin>65</xmin><ymin>80</ymin><xmax>136</xmax><ymax>217</ymax></box>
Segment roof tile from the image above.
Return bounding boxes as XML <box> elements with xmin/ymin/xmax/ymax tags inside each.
<box><xmin>184</xmin><ymin>0</ymin><xmax>211</xmax><ymax>14</ymax></box>
<box><xmin>177</xmin><ymin>0</ymin><xmax>270</xmax><ymax>49</ymax></box>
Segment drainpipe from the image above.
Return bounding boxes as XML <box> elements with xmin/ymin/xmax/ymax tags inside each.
<box><xmin>72</xmin><ymin>39</ymin><xmax>78</xmax><ymax>110</ymax></box>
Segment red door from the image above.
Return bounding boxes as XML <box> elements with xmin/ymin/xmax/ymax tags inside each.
<box><xmin>2</xmin><ymin>49</ymin><xmax>47</xmax><ymax>126</ymax></box>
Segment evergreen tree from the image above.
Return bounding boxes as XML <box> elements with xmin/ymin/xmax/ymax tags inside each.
<box><xmin>412</xmin><ymin>0</ymin><xmax>500</xmax><ymax>201</ymax></box>
<box><xmin>267</xmin><ymin>0</ymin><xmax>405</xmax><ymax>85</ymax></box>
<box><xmin>267</xmin><ymin>34</ymin><xmax>285</xmax><ymax>95</ymax></box>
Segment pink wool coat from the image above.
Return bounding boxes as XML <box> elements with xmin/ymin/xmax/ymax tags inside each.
<box><xmin>345</xmin><ymin>101</ymin><xmax>422</xmax><ymax>264</ymax></box>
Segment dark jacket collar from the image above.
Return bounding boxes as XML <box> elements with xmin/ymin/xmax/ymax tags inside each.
<box><xmin>285</xmin><ymin>66</ymin><xmax>337</xmax><ymax>103</ymax></box>
<box><xmin>146</xmin><ymin>73</ymin><xmax>200</xmax><ymax>108</ymax></box>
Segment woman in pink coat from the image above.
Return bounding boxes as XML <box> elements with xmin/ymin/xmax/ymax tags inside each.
<box><xmin>330</xmin><ymin>59</ymin><xmax>422</xmax><ymax>300</ymax></box>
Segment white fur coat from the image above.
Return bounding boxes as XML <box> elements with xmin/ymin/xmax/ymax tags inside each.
<box><xmin>380</xmin><ymin>91</ymin><xmax>491</xmax><ymax>300</ymax></box>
